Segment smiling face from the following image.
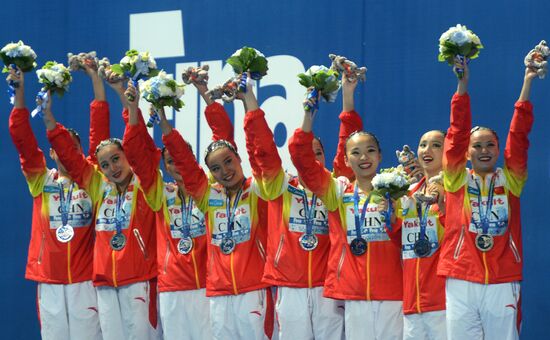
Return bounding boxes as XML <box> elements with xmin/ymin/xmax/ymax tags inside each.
<box><xmin>312</xmin><ymin>138</ymin><xmax>326</xmax><ymax>167</ymax></box>
<box><xmin>468</xmin><ymin>129</ymin><xmax>500</xmax><ymax>177</ymax></box>
<box><xmin>344</xmin><ymin>133</ymin><xmax>382</xmax><ymax>180</ymax></box>
<box><xmin>417</xmin><ymin>130</ymin><xmax>445</xmax><ymax>176</ymax></box>
<box><xmin>97</xmin><ymin>144</ymin><xmax>133</xmax><ymax>187</ymax></box>
<box><xmin>205</xmin><ymin>146</ymin><xmax>245</xmax><ymax>192</ymax></box>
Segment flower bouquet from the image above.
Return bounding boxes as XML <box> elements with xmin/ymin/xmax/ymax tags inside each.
<box><xmin>372</xmin><ymin>166</ymin><xmax>411</xmax><ymax>200</ymax></box>
<box><xmin>32</xmin><ymin>61</ymin><xmax>72</xmax><ymax>117</ymax></box>
<box><xmin>297</xmin><ymin>65</ymin><xmax>340</xmax><ymax>111</ymax></box>
<box><xmin>438</xmin><ymin>24</ymin><xmax>483</xmax><ymax>78</ymax></box>
<box><xmin>226</xmin><ymin>46</ymin><xmax>268</xmax><ymax>92</ymax></box>
<box><xmin>1</xmin><ymin>40</ymin><xmax>37</xmax><ymax>104</ymax></box>
<box><xmin>372</xmin><ymin>166</ymin><xmax>411</xmax><ymax>230</ymax></box>
<box><xmin>524</xmin><ymin>40</ymin><xmax>550</xmax><ymax>79</ymax></box>
<box><xmin>140</xmin><ymin>71</ymin><xmax>185</xmax><ymax>127</ymax></box>
<box><xmin>0</xmin><ymin>40</ymin><xmax>37</xmax><ymax>73</ymax></box>
<box><xmin>329</xmin><ymin>54</ymin><xmax>367</xmax><ymax>82</ymax></box>
<box><xmin>110</xmin><ymin>50</ymin><xmax>159</xmax><ymax>101</ymax></box>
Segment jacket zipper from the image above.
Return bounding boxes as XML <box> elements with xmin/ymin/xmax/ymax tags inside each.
<box><xmin>133</xmin><ymin>228</ymin><xmax>148</xmax><ymax>259</ymax></box>
<box><xmin>163</xmin><ymin>240</ymin><xmax>171</xmax><ymax>274</ymax></box>
<box><xmin>274</xmin><ymin>234</ymin><xmax>285</xmax><ymax>268</ymax></box>
<box><xmin>37</xmin><ymin>232</ymin><xmax>46</xmax><ymax>264</ymax></box>
<box><xmin>509</xmin><ymin>234</ymin><xmax>521</xmax><ymax>263</ymax></box>
<box><xmin>337</xmin><ymin>245</ymin><xmax>346</xmax><ymax>280</ymax></box>
<box><xmin>256</xmin><ymin>238</ymin><xmax>266</xmax><ymax>262</ymax></box>
<box><xmin>453</xmin><ymin>224</ymin><xmax>466</xmax><ymax>259</ymax></box>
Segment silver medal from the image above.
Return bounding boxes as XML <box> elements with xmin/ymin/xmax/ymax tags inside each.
<box><xmin>220</xmin><ymin>237</ymin><xmax>236</xmax><ymax>255</ymax></box>
<box><xmin>413</xmin><ymin>237</ymin><xmax>431</xmax><ymax>258</ymax></box>
<box><xmin>350</xmin><ymin>237</ymin><xmax>368</xmax><ymax>256</ymax></box>
<box><xmin>56</xmin><ymin>224</ymin><xmax>74</xmax><ymax>243</ymax></box>
<box><xmin>178</xmin><ymin>237</ymin><xmax>194</xmax><ymax>255</ymax></box>
<box><xmin>475</xmin><ymin>233</ymin><xmax>494</xmax><ymax>252</ymax></box>
<box><xmin>299</xmin><ymin>233</ymin><xmax>318</xmax><ymax>251</ymax></box>
<box><xmin>110</xmin><ymin>233</ymin><xmax>127</xmax><ymax>251</ymax></box>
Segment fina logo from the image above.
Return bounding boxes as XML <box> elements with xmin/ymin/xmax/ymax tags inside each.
<box><xmin>130</xmin><ymin>10</ymin><xmax>305</xmax><ymax>174</ymax></box>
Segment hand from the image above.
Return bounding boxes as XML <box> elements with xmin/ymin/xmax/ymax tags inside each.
<box><xmin>454</xmin><ymin>57</ymin><xmax>469</xmax><ymax>95</ymax></box>
<box><xmin>377</xmin><ymin>196</ymin><xmax>397</xmax><ymax>224</ymax></box>
<box><xmin>82</xmin><ymin>62</ymin><xmax>99</xmax><ymax>78</ymax></box>
<box><xmin>342</xmin><ymin>73</ymin><xmax>358</xmax><ymax>92</ymax></box>
<box><xmin>40</xmin><ymin>90</ymin><xmax>53</xmax><ymax>114</ymax></box>
<box><xmin>403</xmin><ymin>159</ymin><xmax>423</xmax><ymax>180</ymax></box>
<box><xmin>7</xmin><ymin>65</ymin><xmax>23</xmax><ymax>87</ymax></box>
<box><xmin>426</xmin><ymin>182</ymin><xmax>444</xmax><ymax>206</ymax></box>
<box><xmin>125</xmin><ymin>80</ymin><xmax>139</xmax><ymax>109</ymax></box>
<box><xmin>524</xmin><ymin>66</ymin><xmax>538</xmax><ymax>82</ymax></box>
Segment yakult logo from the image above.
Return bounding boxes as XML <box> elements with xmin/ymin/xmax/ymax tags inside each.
<box><xmin>130</xmin><ymin>10</ymin><xmax>306</xmax><ymax>176</ymax></box>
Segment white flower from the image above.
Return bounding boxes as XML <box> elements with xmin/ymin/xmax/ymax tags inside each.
<box><xmin>158</xmin><ymin>83</ymin><xmax>172</xmax><ymax>97</ymax></box>
<box><xmin>450</xmin><ymin>30</ymin><xmax>470</xmax><ymax>46</ymax></box>
<box><xmin>306</xmin><ymin>65</ymin><xmax>327</xmax><ymax>75</ymax></box>
<box><xmin>120</xmin><ymin>56</ymin><xmax>131</xmax><ymax>65</ymax></box>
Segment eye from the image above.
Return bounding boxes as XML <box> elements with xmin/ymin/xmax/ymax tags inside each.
<box><xmin>210</xmin><ymin>165</ymin><xmax>220</xmax><ymax>172</ymax></box>
<box><xmin>432</xmin><ymin>142</ymin><xmax>442</xmax><ymax>148</ymax></box>
<box><xmin>315</xmin><ymin>151</ymin><xmax>323</xmax><ymax>157</ymax></box>
<box><xmin>351</xmin><ymin>150</ymin><xmax>359</xmax><ymax>156</ymax></box>
<box><xmin>367</xmin><ymin>147</ymin><xmax>377</xmax><ymax>153</ymax></box>
<box><xmin>224</xmin><ymin>158</ymin><xmax>232</xmax><ymax>165</ymax></box>
<box><xmin>487</xmin><ymin>142</ymin><xmax>496</xmax><ymax>147</ymax></box>
<box><xmin>112</xmin><ymin>156</ymin><xmax>119</xmax><ymax>163</ymax></box>
<box><xmin>100</xmin><ymin>162</ymin><xmax>108</xmax><ymax>169</ymax></box>
<box><xmin>419</xmin><ymin>142</ymin><xmax>427</xmax><ymax>148</ymax></box>
<box><xmin>166</xmin><ymin>159</ymin><xmax>173</xmax><ymax>165</ymax></box>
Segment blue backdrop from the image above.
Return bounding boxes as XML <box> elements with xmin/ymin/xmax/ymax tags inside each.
<box><xmin>1</xmin><ymin>1</ymin><xmax>548</xmax><ymax>338</ymax></box>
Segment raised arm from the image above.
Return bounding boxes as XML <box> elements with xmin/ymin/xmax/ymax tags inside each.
<box><xmin>122</xmin><ymin>83</ymin><xmax>162</xmax><ymax>202</ymax></box>
<box><xmin>241</xmin><ymin>85</ymin><xmax>284</xmax><ymax>199</ymax></box>
<box><xmin>504</xmin><ymin>67</ymin><xmax>537</xmax><ymax>196</ymax></box>
<box><xmin>83</xmin><ymin>64</ymin><xmax>110</xmax><ymax>165</ymax></box>
<box><xmin>289</xmin><ymin>105</ymin><xmax>337</xmax><ymax>210</ymax></box>
<box><xmin>7</xmin><ymin>69</ymin><xmax>47</xmax><ymax>195</ymax></box>
<box><xmin>443</xmin><ymin>62</ymin><xmax>471</xmax><ymax>192</ymax></box>
<box><xmin>334</xmin><ymin>74</ymin><xmax>362</xmax><ymax>179</ymax></box>
<box><xmin>160</xmin><ymin>111</ymin><xmax>210</xmax><ymax>211</ymax></box>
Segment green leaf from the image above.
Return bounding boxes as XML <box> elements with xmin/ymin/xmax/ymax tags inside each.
<box><xmin>148</xmin><ymin>68</ymin><xmax>160</xmax><ymax>77</ymax></box>
<box><xmin>226</xmin><ymin>56</ymin><xmax>244</xmax><ymax>73</ymax></box>
<box><xmin>297</xmin><ymin>74</ymin><xmax>312</xmax><ymax>88</ymax></box>
<box><xmin>110</xmin><ymin>64</ymin><xmax>124</xmax><ymax>75</ymax></box>
<box><xmin>249</xmin><ymin>57</ymin><xmax>268</xmax><ymax>76</ymax></box>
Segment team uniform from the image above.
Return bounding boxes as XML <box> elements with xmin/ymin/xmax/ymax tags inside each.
<box><xmin>289</xmin><ymin>129</ymin><xmax>404</xmax><ymax>340</ymax></box>
<box><xmin>163</xmin><ymin>125</ymin><xmax>273</xmax><ymax>340</ymax></box>
<box><xmin>125</xmin><ymin>102</ymin><xmax>236</xmax><ymax>340</ymax></box>
<box><xmin>244</xmin><ymin>109</ymin><xmax>362</xmax><ymax>339</ymax></box>
<box><xmin>399</xmin><ymin>179</ymin><xmax>446</xmax><ymax>340</ymax></box>
<box><xmin>47</xmin><ymin>108</ymin><xmax>160</xmax><ymax>340</ymax></box>
<box><xmin>8</xmin><ymin>101</ymin><xmax>109</xmax><ymax>340</ymax></box>
<box><xmin>438</xmin><ymin>93</ymin><xmax>533</xmax><ymax>340</ymax></box>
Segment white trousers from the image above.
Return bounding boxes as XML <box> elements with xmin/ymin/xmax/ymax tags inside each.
<box><xmin>38</xmin><ymin>280</ymin><xmax>102</xmax><ymax>340</ymax></box>
<box><xmin>210</xmin><ymin>289</ymin><xmax>269</xmax><ymax>340</ymax></box>
<box><xmin>446</xmin><ymin>278</ymin><xmax>520</xmax><ymax>340</ymax></box>
<box><xmin>344</xmin><ymin>300</ymin><xmax>403</xmax><ymax>340</ymax></box>
<box><xmin>96</xmin><ymin>281</ymin><xmax>160</xmax><ymax>340</ymax></box>
<box><xmin>159</xmin><ymin>289</ymin><xmax>211</xmax><ymax>340</ymax></box>
<box><xmin>276</xmin><ymin>286</ymin><xmax>344</xmax><ymax>340</ymax></box>
<box><xmin>403</xmin><ymin>310</ymin><xmax>447</xmax><ymax>340</ymax></box>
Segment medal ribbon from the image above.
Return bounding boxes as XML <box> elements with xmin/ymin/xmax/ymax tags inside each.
<box><xmin>298</xmin><ymin>188</ymin><xmax>317</xmax><ymax>237</ymax></box>
<box><xmin>115</xmin><ymin>191</ymin><xmax>127</xmax><ymax>236</ymax></box>
<box><xmin>415</xmin><ymin>202</ymin><xmax>432</xmax><ymax>240</ymax></box>
<box><xmin>225</xmin><ymin>180</ymin><xmax>246</xmax><ymax>238</ymax></box>
<box><xmin>473</xmin><ymin>175</ymin><xmax>496</xmax><ymax>235</ymax></box>
<box><xmin>179</xmin><ymin>193</ymin><xmax>194</xmax><ymax>239</ymax></box>
<box><xmin>58</xmin><ymin>181</ymin><xmax>75</xmax><ymax>227</ymax></box>
<box><xmin>353</xmin><ymin>184</ymin><xmax>373</xmax><ymax>240</ymax></box>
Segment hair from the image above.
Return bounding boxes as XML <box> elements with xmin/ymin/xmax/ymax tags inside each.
<box><xmin>95</xmin><ymin>138</ymin><xmax>123</xmax><ymax>156</ymax></box>
<box><xmin>423</xmin><ymin>129</ymin><xmax>447</xmax><ymax>138</ymax></box>
<box><xmin>203</xmin><ymin>139</ymin><xmax>239</xmax><ymax>165</ymax></box>
<box><xmin>470</xmin><ymin>126</ymin><xmax>499</xmax><ymax>145</ymax></box>
<box><xmin>66</xmin><ymin>128</ymin><xmax>81</xmax><ymax>145</ymax></box>
<box><xmin>313</xmin><ymin>136</ymin><xmax>325</xmax><ymax>153</ymax></box>
<box><xmin>344</xmin><ymin>130</ymin><xmax>382</xmax><ymax>153</ymax></box>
